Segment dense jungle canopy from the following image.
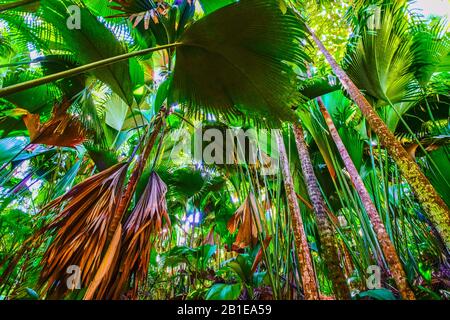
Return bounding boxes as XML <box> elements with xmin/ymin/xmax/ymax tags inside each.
<box><xmin>0</xmin><ymin>0</ymin><xmax>449</xmax><ymax>300</ymax></box>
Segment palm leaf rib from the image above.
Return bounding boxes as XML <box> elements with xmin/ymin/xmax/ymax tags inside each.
<box><xmin>171</xmin><ymin>0</ymin><xmax>311</xmax><ymax>124</ymax></box>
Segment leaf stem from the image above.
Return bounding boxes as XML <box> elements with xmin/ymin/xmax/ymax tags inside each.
<box><xmin>0</xmin><ymin>43</ymin><xmax>181</xmax><ymax>98</ymax></box>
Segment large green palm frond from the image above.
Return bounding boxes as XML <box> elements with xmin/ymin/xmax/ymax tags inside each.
<box><xmin>409</xmin><ymin>16</ymin><xmax>450</xmax><ymax>87</ymax></box>
<box><xmin>0</xmin><ymin>9</ymin><xmax>61</xmax><ymax>59</ymax></box>
<box><xmin>170</xmin><ymin>0</ymin><xmax>311</xmax><ymax>125</ymax></box>
<box><xmin>344</xmin><ymin>0</ymin><xmax>418</xmax><ymax>106</ymax></box>
<box><xmin>40</xmin><ymin>0</ymin><xmax>141</xmax><ymax>105</ymax></box>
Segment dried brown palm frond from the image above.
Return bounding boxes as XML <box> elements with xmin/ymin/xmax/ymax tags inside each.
<box><xmin>100</xmin><ymin>171</ymin><xmax>170</xmax><ymax>300</ymax></box>
<box><xmin>38</xmin><ymin>162</ymin><xmax>129</xmax><ymax>298</ymax></box>
<box><xmin>22</xmin><ymin>99</ymin><xmax>86</xmax><ymax>147</ymax></box>
<box><xmin>202</xmin><ymin>227</ymin><xmax>216</xmax><ymax>246</ymax></box>
<box><xmin>108</xmin><ymin>0</ymin><xmax>170</xmax><ymax>28</ymax></box>
<box><xmin>84</xmin><ymin>222</ymin><xmax>123</xmax><ymax>300</ymax></box>
<box><xmin>81</xmin><ymin>114</ymin><xmax>165</xmax><ymax>300</ymax></box>
<box><xmin>227</xmin><ymin>192</ymin><xmax>263</xmax><ymax>249</ymax></box>
<box><xmin>403</xmin><ymin>135</ymin><xmax>450</xmax><ymax>160</ymax></box>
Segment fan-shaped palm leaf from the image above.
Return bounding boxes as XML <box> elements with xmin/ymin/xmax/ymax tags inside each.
<box><xmin>171</xmin><ymin>0</ymin><xmax>310</xmax><ymax>124</ymax></box>
<box><xmin>344</xmin><ymin>1</ymin><xmax>417</xmax><ymax>106</ymax></box>
<box><xmin>410</xmin><ymin>15</ymin><xmax>450</xmax><ymax>86</ymax></box>
<box><xmin>40</xmin><ymin>0</ymin><xmax>139</xmax><ymax>105</ymax></box>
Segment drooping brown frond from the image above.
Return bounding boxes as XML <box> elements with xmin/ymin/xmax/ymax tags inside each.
<box><xmin>38</xmin><ymin>162</ymin><xmax>129</xmax><ymax>298</ymax></box>
<box><xmin>108</xmin><ymin>0</ymin><xmax>170</xmax><ymax>28</ymax></box>
<box><xmin>227</xmin><ymin>192</ymin><xmax>263</xmax><ymax>248</ymax></box>
<box><xmin>103</xmin><ymin>171</ymin><xmax>170</xmax><ymax>300</ymax></box>
<box><xmin>22</xmin><ymin>99</ymin><xmax>86</xmax><ymax>147</ymax></box>
<box><xmin>202</xmin><ymin>227</ymin><xmax>216</xmax><ymax>246</ymax></box>
<box><xmin>403</xmin><ymin>135</ymin><xmax>450</xmax><ymax>160</ymax></box>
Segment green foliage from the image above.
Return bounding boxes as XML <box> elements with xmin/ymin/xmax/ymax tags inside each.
<box><xmin>171</xmin><ymin>0</ymin><xmax>311</xmax><ymax>124</ymax></box>
<box><xmin>162</xmin><ymin>244</ymin><xmax>216</xmax><ymax>271</ymax></box>
<box><xmin>344</xmin><ymin>1</ymin><xmax>417</xmax><ymax>106</ymax></box>
<box><xmin>0</xmin><ymin>0</ymin><xmax>448</xmax><ymax>302</ymax></box>
<box><xmin>198</xmin><ymin>0</ymin><xmax>236</xmax><ymax>15</ymax></box>
<box><xmin>41</xmin><ymin>0</ymin><xmax>141</xmax><ymax>105</ymax></box>
<box><xmin>356</xmin><ymin>288</ymin><xmax>396</xmax><ymax>300</ymax></box>
<box><xmin>205</xmin><ymin>283</ymin><xmax>241</xmax><ymax>300</ymax></box>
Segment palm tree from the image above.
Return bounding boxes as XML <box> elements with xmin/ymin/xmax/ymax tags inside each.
<box><xmin>291</xmin><ymin>123</ymin><xmax>350</xmax><ymax>299</ymax></box>
<box><xmin>302</xmin><ymin>3</ymin><xmax>450</xmax><ymax>248</ymax></box>
<box><xmin>275</xmin><ymin>131</ymin><xmax>320</xmax><ymax>300</ymax></box>
<box><xmin>0</xmin><ymin>0</ymin><xmax>314</xmax><ymax>299</ymax></box>
<box><xmin>315</xmin><ymin>96</ymin><xmax>415</xmax><ymax>299</ymax></box>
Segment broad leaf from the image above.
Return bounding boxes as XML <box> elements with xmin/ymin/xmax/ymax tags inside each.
<box><xmin>198</xmin><ymin>0</ymin><xmax>236</xmax><ymax>15</ymax></box>
<box><xmin>357</xmin><ymin>288</ymin><xmax>397</xmax><ymax>300</ymax></box>
<box><xmin>41</xmin><ymin>0</ymin><xmax>139</xmax><ymax>105</ymax></box>
<box><xmin>344</xmin><ymin>1</ymin><xmax>417</xmax><ymax>106</ymax></box>
<box><xmin>171</xmin><ymin>0</ymin><xmax>310</xmax><ymax>125</ymax></box>
<box><xmin>205</xmin><ymin>283</ymin><xmax>242</xmax><ymax>300</ymax></box>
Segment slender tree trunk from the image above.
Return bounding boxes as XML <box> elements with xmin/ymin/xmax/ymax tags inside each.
<box><xmin>316</xmin><ymin>97</ymin><xmax>415</xmax><ymax>299</ymax></box>
<box><xmin>292</xmin><ymin>124</ymin><xmax>351</xmax><ymax>300</ymax></box>
<box><xmin>307</xmin><ymin>25</ymin><xmax>450</xmax><ymax>249</ymax></box>
<box><xmin>275</xmin><ymin>131</ymin><xmax>320</xmax><ymax>300</ymax></box>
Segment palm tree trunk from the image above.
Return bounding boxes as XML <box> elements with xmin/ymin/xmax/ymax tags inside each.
<box><xmin>292</xmin><ymin>124</ymin><xmax>350</xmax><ymax>300</ymax></box>
<box><xmin>306</xmin><ymin>25</ymin><xmax>450</xmax><ymax>249</ymax></box>
<box><xmin>316</xmin><ymin>97</ymin><xmax>415</xmax><ymax>299</ymax></box>
<box><xmin>275</xmin><ymin>131</ymin><xmax>320</xmax><ymax>300</ymax></box>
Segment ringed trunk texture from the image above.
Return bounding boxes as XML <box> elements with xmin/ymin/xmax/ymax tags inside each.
<box><xmin>275</xmin><ymin>131</ymin><xmax>320</xmax><ymax>300</ymax></box>
<box><xmin>317</xmin><ymin>97</ymin><xmax>415</xmax><ymax>300</ymax></box>
<box><xmin>307</xmin><ymin>25</ymin><xmax>450</xmax><ymax>249</ymax></box>
<box><xmin>292</xmin><ymin>124</ymin><xmax>351</xmax><ymax>300</ymax></box>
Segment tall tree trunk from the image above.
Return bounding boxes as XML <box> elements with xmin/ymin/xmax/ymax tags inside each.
<box><xmin>307</xmin><ymin>25</ymin><xmax>450</xmax><ymax>249</ymax></box>
<box><xmin>292</xmin><ymin>124</ymin><xmax>351</xmax><ymax>300</ymax></box>
<box><xmin>275</xmin><ymin>131</ymin><xmax>320</xmax><ymax>300</ymax></box>
<box><xmin>316</xmin><ymin>97</ymin><xmax>415</xmax><ymax>299</ymax></box>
